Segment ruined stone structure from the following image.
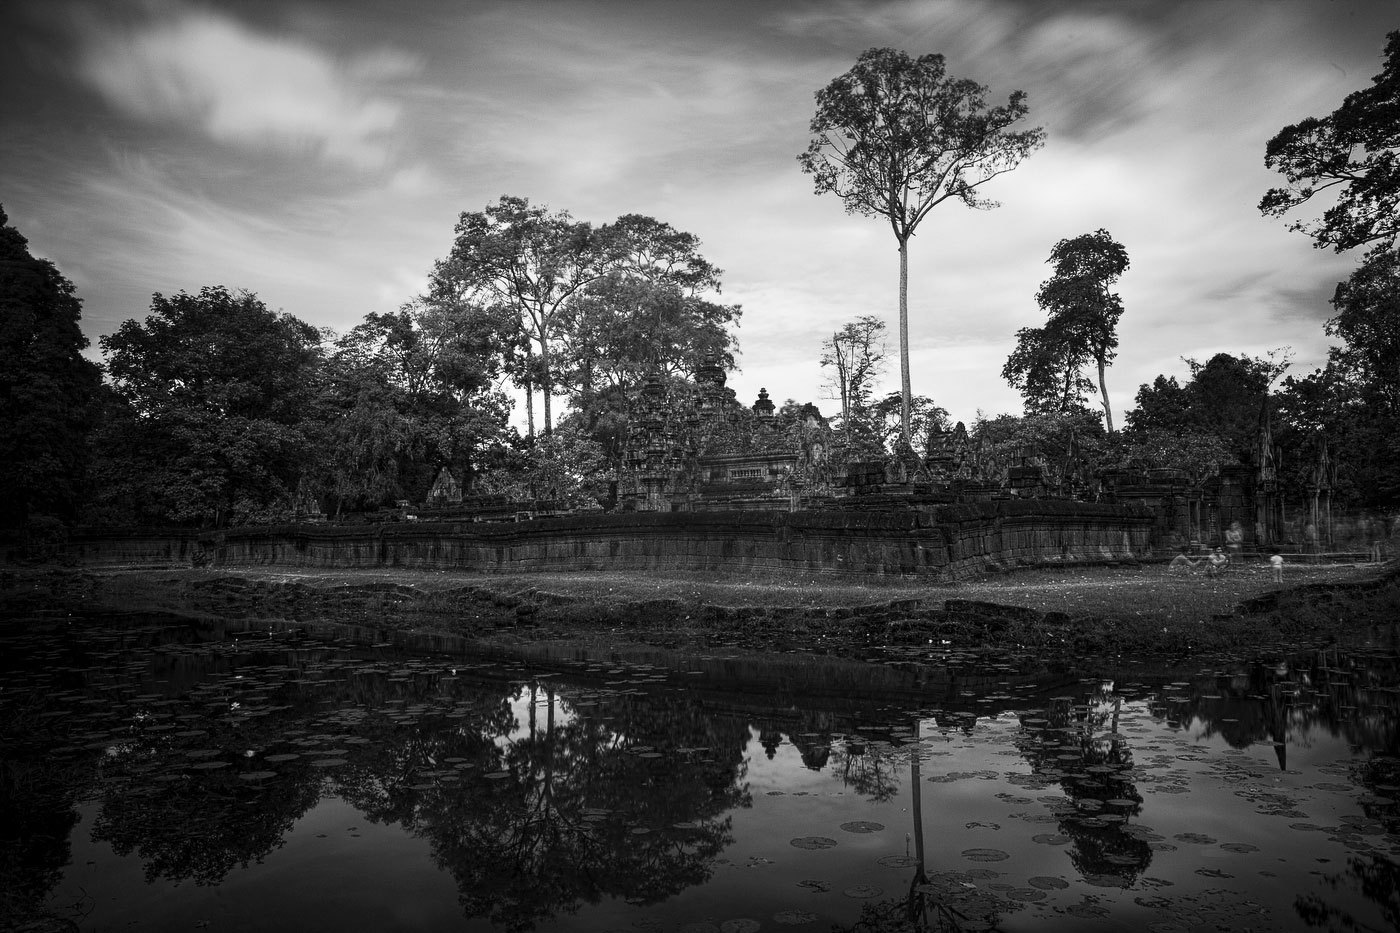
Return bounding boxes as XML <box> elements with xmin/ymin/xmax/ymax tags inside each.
<box><xmin>329</xmin><ymin>352</ymin><xmax>1327</xmax><ymax>567</ymax></box>
<box><xmin>205</xmin><ymin>499</ymin><xmax>1153</xmax><ymax>581</ymax></box>
<box><xmin>425</xmin><ymin>467</ymin><xmax>463</xmax><ymax>508</ymax></box>
<box><xmin>617</xmin><ymin>356</ymin><xmax>839</xmax><ymax>513</ymax></box>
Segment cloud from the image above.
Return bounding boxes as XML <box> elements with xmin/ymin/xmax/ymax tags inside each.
<box><xmin>77</xmin><ymin>6</ymin><xmax>417</xmax><ymax>170</ymax></box>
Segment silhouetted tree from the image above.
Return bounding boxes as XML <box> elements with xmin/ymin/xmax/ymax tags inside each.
<box><xmin>1261</xmin><ymin>30</ymin><xmax>1400</xmax><ymax>258</ymax></box>
<box><xmin>800</xmin><ymin>47</ymin><xmax>1043</xmax><ymax>446</ymax></box>
<box><xmin>0</xmin><ymin>205</ymin><xmax>100</xmax><ymax>528</ymax></box>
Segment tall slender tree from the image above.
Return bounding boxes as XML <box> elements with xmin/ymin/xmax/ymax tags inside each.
<box><xmin>799</xmin><ymin>47</ymin><xmax>1043</xmax><ymax>446</ymax></box>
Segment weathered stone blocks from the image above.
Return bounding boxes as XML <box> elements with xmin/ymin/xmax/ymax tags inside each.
<box><xmin>203</xmin><ymin>501</ymin><xmax>1152</xmax><ymax>581</ymax></box>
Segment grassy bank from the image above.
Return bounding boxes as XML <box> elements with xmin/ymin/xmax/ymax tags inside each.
<box><xmin>4</xmin><ymin>558</ymin><xmax>1396</xmax><ymax>662</ymax></box>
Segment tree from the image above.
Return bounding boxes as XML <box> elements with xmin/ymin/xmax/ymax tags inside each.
<box><xmin>0</xmin><ymin>205</ymin><xmax>101</xmax><ymax>528</ymax></box>
<box><xmin>1034</xmin><ymin>230</ymin><xmax>1130</xmax><ymax>431</ymax></box>
<box><xmin>820</xmin><ymin>315</ymin><xmax>887</xmax><ymax>449</ymax></box>
<box><xmin>1001</xmin><ymin>317</ymin><xmax>1095</xmax><ymax>416</ymax></box>
<box><xmin>323</xmin><ymin>298</ymin><xmax>516</xmax><ymax>513</ymax></box>
<box><xmin>971</xmin><ymin>409</ymin><xmax>1107</xmax><ymax>486</ymax></box>
<box><xmin>1260</xmin><ymin>30</ymin><xmax>1400</xmax><ymax>257</ymax></box>
<box><xmin>799</xmin><ymin>47</ymin><xmax>1044</xmax><ymax>446</ymax></box>
<box><xmin>871</xmin><ymin>391</ymin><xmax>948</xmax><ymax>457</ymax></box>
<box><xmin>1275</xmin><ymin>249</ymin><xmax>1400</xmax><ymax>508</ymax></box>
<box><xmin>435</xmin><ymin>196</ymin><xmax>615</xmax><ymax>438</ymax></box>
<box><xmin>1325</xmin><ymin>246</ymin><xmax>1400</xmax><ymax>409</ymax></box>
<box><xmin>557</xmin><ymin>214</ymin><xmax>740</xmax><ymax>432</ymax></box>
<box><xmin>1124</xmin><ymin>351</ymin><xmax>1291</xmax><ymax>464</ymax></box>
<box><xmin>98</xmin><ymin>287</ymin><xmax>324</xmax><ymax>526</ymax></box>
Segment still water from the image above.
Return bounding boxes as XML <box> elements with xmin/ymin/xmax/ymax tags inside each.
<box><xmin>2</xmin><ymin>614</ymin><xmax>1398</xmax><ymax>933</ymax></box>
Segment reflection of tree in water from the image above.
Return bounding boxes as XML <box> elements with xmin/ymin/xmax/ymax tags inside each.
<box><xmin>2</xmin><ymin>620</ymin><xmax>761</xmax><ymax>932</ymax></box>
<box><xmin>0</xmin><ymin>755</ymin><xmax>86</xmax><ymax>928</ymax></box>
<box><xmin>91</xmin><ymin>763</ymin><xmax>324</xmax><ymax>886</ymax></box>
<box><xmin>1162</xmin><ymin>649</ymin><xmax>1400</xmax><ymax>770</ymax></box>
<box><xmin>827</xmin><ymin>728</ymin><xmax>908</xmax><ymax>802</ymax></box>
<box><xmin>336</xmin><ymin>679</ymin><xmax>751</xmax><ymax>931</ymax></box>
<box><xmin>1016</xmin><ymin>689</ymin><xmax>1152</xmax><ymax>886</ymax></box>
<box><xmin>1296</xmin><ymin>854</ymin><xmax>1400</xmax><ymax>933</ymax></box>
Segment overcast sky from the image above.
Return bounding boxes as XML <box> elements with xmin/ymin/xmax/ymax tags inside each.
<box><xmin>2</xmin><ymin>0</ymin><xmax>1394</xmax><ymax>430</ymax></box>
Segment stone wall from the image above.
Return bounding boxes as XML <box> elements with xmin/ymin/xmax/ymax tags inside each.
<box><xmin>2</xmin><ymin>529</ymin><xmax>199</xmax><ymax>567</ymax></box>
<box><xmin>206</xmin><ymin>501</ymin><xmax>1154</xmax><ymax>581</ymax></box>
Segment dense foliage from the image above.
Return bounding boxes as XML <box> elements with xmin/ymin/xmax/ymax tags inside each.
<box><xmin>1004</xmin><ymin>230</ymin><xmax>1129</xmax><ymax>430</ymax></box>
<box><xmin>0</xmin><ymin>206</ymin><xmax>101</xmax><ymax>530</ymax></box>
<box><xmin>6</xmin><ymin>18</ymin><xmax>1400</xmax><ymax>535</ymax></box>
<box><xmin>0</xmin><ymin>200</ymin><xmax>746</xmax><ymax>531</ymax></box>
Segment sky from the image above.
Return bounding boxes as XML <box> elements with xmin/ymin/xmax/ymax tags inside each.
<box><xmin>1</xmin><ymin>0</ymin><xmax>1394</xmax><ymax>432</ymax></box>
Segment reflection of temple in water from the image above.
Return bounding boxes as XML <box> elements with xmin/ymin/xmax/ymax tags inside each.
<box><xmin>1157</xmin><ymin>648</ymin><xmax>1400</xmax><ymax>772</ymax></box>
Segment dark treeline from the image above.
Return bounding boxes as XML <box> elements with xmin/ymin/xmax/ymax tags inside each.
<box><xmin>4</xmin><ymin>187</ymin><xmax>1395</xmax><ymax>541</ymax></box>
<box><xmin>3</xmin><ymin>31</ymin><xmax>1397</xmax><ymax>535</ymax></box>
<box><xmin>0</xmin><ymin>196</ymin><xmax>739</xmax><ymax>532</ymax></box>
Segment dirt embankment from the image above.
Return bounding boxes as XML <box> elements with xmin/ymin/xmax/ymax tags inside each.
<box><xmin>2</xmin><ymin>561</ymin><xmax>1396</xmax><ymax>661</ymax></box>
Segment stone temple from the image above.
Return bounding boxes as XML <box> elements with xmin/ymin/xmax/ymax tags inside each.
<box><xmin>605</xmin><ymin>354</ymin><xmax>1327</xmax><ymax>553</ymax></box>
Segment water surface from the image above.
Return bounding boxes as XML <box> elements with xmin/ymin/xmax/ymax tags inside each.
<box><xmin>2</xmin><ymin>615</ymin><xmax>1398</xmax><ymax>932</ymax></box>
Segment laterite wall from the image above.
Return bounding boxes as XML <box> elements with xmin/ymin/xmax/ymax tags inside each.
<box><xmin>205</xmin><ymin>501</ymin><xmax>1154</xmax><ymax>581</ymax></box>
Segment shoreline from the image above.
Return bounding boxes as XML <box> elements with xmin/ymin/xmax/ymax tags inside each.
<box><xmin>4</xmin><ymin>559</ymin><xmax>1397</xmax><ymax>663</ymax></box>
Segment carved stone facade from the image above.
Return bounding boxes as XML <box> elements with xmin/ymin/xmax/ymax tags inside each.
<box><xmin>617</xmin><ymin>357</ymin><xmax>837</xmax><ymax>512</ymax></box>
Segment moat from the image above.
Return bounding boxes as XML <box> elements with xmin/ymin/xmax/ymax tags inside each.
<box><xmin>3</xmin><ymin>612</ymin><xmax>1398</xmax><ymax>933</ymax></box>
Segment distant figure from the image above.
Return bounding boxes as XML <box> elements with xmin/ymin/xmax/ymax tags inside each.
<box><xmin>1270</xmin><ymin>552</ymin><xmax>1284</xmax><ymax>583</ymax></box>
<box><xmin>1225</xmin><ymin>521</ymin><xmax>1244</xmax><ymax>562</ymax></box>
<box><xmin>1207</xmin><ymin>548</ymin><xmax>1228</xmax><ymax>578</ymax></box>
<box><xmin>1169</xmin><ymin>552</ymin><xmax>1199</xmax><ymax>574</ymax></box>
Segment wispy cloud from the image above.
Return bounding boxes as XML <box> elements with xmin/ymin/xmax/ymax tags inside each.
<box><xmin>76</xmin><ymin>5</ymin><xmax>418</xmax><ymax>170</ymax></box>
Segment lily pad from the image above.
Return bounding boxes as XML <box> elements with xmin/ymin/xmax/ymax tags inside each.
<box><xmin>876</xmin><ymin>855</ymin><xmax>921</xmax><ymax>868</ymax></box>
<box><xmin>719</xmin><ymin>920</ymin><xmax>760</xmax><ymax>933</ymax></box>
<box><xmin>962</xmin><ymin>848</ymin><xmax>1010</xmax><ymax>862</ymax></box>
<box><xmin>843</xmin><ymin>884</ymin><xmax>883</xmax><ymax>898</ymax></box>
<box><xmin>839</xmin><ymin>821</ymin><xmax>885</xmax><ymax>834</ymax></box>
<box><xmin>1032</xmin><ymin>834</ymin><xmax>1070</xmax><ymax>846</ymax></box>
<box><xmin>790</xmin><ymin>836</ymin><xmax>837</xmax><ymax>850</ymax></box>
<box><xmin>772</xmin><ymin>909</ymin><xmax>817</xmax><ymax>925</ymax></box>
<box><xmin>1220</xmin><ymin>842</ymin><xmax>1259</xmax><ymax>853</ymax></box>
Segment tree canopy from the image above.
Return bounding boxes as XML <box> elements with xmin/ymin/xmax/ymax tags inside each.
<box><xmin>799</xmin><ymin>47</ymin><xmax>1043</xmax><ymax>447</ymax></box>
<box><xmin>1260</xmin><ymin>30</ymin><xmax>1400</xmax><ymax>257</ymax></box>
<box><xmin>1124</xmin><ymin>351</ymin><xmax>1290</xmax><ymax>466</ymax></box>
<box><xmin>1034</xmin><ymin>230</ymin><xmax>1129</xmax><ymax>431</ymax></box>
<box><xmin>0</xmin><ymin>205</ymin><xmax>101</xmax><ymax>528</ymax></box>
<box><xmin>97</xmin><ymin>287</ymin><xmax>325</xmax><ymax>526</ymax></box>
<box><xmin>434</xmin><ymin>198</ymin><xmax>739</xmax><ymax>443</ymax></box>
<box><xmin>820</xmin><ymin>315</ymin><xmax>887</xmax><ymax>451</ymax></box>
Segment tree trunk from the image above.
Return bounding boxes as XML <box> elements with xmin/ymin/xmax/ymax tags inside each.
<box><xmin>1097</xmin><ymin>355</ymin><xmax>1114</xmax><ymax>432</ymax></box>
<box><xmin>898</xmin><ymin>238</ymin><xmax>912</xmax><ymax>448</ymax></box>
<box><xmin>540</xmin><ymin>336</ymin><xmax>553</xmax><ymax>436</ymax></box>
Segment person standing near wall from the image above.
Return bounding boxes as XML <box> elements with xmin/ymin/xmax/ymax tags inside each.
<box><xmin>1270</xmin><ymin>552</ymin><xmax>1284</xmax><ymax>583</ymax></box>
<box><xmin>1225</xmin><ymin>521</ymin><xmax>1243</xmax><ymax>563</ymax></box>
